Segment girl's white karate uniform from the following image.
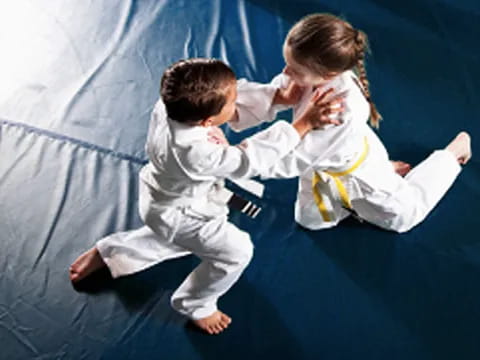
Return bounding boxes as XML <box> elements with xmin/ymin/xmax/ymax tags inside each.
<box><xmin>97</xmin><ymin>97</ymin><xmax>299</xmax><ymax>320</ymax></box>
<box><xmin>234</xmin><ymin>72</ymin><xmax>461</xmax><ymax>233</ymax></box>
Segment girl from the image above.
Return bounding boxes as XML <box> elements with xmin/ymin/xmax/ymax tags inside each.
<box><xmin>231</xmin><ymin>13</ymin><xmax>471</xmax><ymax>233</ymax></box>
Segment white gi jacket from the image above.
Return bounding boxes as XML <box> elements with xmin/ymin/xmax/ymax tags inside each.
<box><xmin>97</xmin><ymin>96</ymin><xmax>303</xmax><ymax>320</ymax></box>
<box><xmin>234</xmin><ymin>72</ymin><xmax>461</xmax><ymax>233</ymax></box>
<box><xmin>139</xmin><ymin>98</ymin><xmax>301</xmax><ymax>234</ymax></box>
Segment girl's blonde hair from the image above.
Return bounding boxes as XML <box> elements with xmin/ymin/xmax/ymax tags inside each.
<box><xmin>286</xmin><ymin>13</ymin><xmax>382</xmax><ymax>128</ymax></box>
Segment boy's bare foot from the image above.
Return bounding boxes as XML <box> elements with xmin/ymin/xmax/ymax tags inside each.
<box><xmin>445</xmin><ymin>131</ymin><xmax>472</xmax><ymax>165</ymax></box>
<box><xmin>391</xmin><ymin>160</ymin><xmax>411</xmax><ymax>177</ymax></box>
<box><xmin>193</xmin><ymin>310</ymin><xmax>232</xmax><ymax>335</ymax></box>
<box><xmin>69</xmin><ymin>247</ymin><xmax>106</xmax><ymax>283</ymax></box>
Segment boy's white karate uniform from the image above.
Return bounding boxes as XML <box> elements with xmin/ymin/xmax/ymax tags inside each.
<box><xmin>234</xmin><ymin>72</ymin><xmax>461</xmax><ymax>233</ymax></box>
<box><xmin>97</xmin><ymin>98</ymin><xmax>300</xmax><ymax>320</ymax></box>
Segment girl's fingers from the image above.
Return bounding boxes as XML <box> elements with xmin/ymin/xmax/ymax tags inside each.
<box><xmin>329</xmin><ymin>119</ymin><xmax>343</xmax><ymax>126</ymax></box>
<box><xmin>320</xmin><ymin>114</ymin><xmax>342</xmax><ymax>126</ymax></box>
<box><xmin>312</xmin><ymin>87</ymin><xmax>334</xmax><ymax>104</ymax></box>
<box><xmin>328</xmin><ymin>97</ymin><xmax>344</xmax><ymax>108</ymax></box>
<box><xmin>322</xmin><ymin>105</ymin><xmax>344</xmax><ymax>116</ymax></box>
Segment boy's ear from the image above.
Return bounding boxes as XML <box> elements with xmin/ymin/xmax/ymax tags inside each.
<box><xmin>199</xmin><ymin>117</ymin><xmax>213</xmax><ymax>127</ymax></box>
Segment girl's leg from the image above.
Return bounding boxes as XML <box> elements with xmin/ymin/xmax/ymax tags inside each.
<box><xmin>363</xmin><ymin>132</ymin><xmax>470</xmax><ymax>233</ymax></box>
<box><xmin>445</xmin><ymin>132</ymin><xmax>471</xmax><ymax>165</ymax></box>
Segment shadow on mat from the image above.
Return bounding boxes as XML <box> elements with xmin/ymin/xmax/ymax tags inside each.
<box><xmin>185</xmin><ymin>279</ymin><xmax>304</xmax><ymax>360</ymax></box>
<box><xmin>306</xmin><ymin>225</ymin><xmax>480</xmax><ymax>359</ymax></box>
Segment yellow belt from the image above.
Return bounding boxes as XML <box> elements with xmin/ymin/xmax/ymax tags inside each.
<box><xmin>312</xmin><ymin>137</ymin><xmax>369</xmax><ymax>222</ymax></box>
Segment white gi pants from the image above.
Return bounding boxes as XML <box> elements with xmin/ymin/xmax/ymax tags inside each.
<box><xmin>97</xmin><ymin>184</ymin><xmax>253</xmax><ymax>320</ymax></box>
<box><xmin>296</xmin><ymin>128</ymin><xmax>462</xmax><ymax>233</ymax></box>
<box><xmin>355</xmin><ymin>149</ymin><xmax>461</xmax><ymax>233</ymax></box>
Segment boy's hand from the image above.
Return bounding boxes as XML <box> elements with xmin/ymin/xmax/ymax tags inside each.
<box><xmin>208</xmin><ymin>126</ymin><xmax>229</xmax><ymax>145</ymax></box>
<box><xmin>272</xmin><ymin>80</ymin><xmax>305</xmax><ymax>106</ymax></box>
<box><xmin>292</xmin><ymin>88</ymin><xmax>345</xmax><ymax>137</ymax></box>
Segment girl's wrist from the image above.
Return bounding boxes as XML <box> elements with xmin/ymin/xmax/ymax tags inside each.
<box><xmin>292</xmin><ymin>118</ymin><xmax>312</xmax><ymax>138</ymax></box>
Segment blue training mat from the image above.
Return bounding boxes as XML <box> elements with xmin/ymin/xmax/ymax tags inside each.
<box><xmin>1</xmin><ymin>1</ymin><xmax>479</xmax><ymax>359</ymax></box>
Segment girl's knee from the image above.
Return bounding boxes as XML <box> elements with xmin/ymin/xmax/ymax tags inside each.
<box><xmin>383</xmin><ymin>214</ymin><xmax>419</xmax><ymax>233</ymax></box>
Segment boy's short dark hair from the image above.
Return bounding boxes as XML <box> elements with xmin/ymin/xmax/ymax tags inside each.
<box><xmin>160</xmin><ymin>58</ymin><xmax>236</xmax><ymax>124</ymax></box>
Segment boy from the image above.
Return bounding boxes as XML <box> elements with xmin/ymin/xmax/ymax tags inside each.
<box><xmin>69</xmin><ymin>58</ymin><xmax>342</xmax><ymax>334</ymax></box>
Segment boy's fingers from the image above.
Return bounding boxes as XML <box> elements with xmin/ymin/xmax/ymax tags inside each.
<box><xmin>285</xmin><ymin>79</ymin><xmax>295</xmax><ymax>92</ymax></box>
<box><xmin>292</xmin><ymin>85</ymin><xmax>304</xmax><ymax>97</ymax></box>
<box><xmin>286</xmin><ymin>79</ymin><xmax>301</xmax><ymax>92</ymax></box>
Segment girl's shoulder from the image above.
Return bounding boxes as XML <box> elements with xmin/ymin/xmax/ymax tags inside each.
<box><xmin>331</xmin><ymin>71</ymin><xmax>368</xmax><ymax>104</ymax></box>
<box><xmin>331</xmin><ymin>71</ymin><xmax>359</xmax><ymax>92</ymax></box>
<box><xmin>314</xmin><ymin>71</ymin><xmax>361</xmax><ymax>103</ymax></box>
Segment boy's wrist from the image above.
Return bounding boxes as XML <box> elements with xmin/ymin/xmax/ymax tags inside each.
<box><xmin>272</xmin><ymin>88</ymin><xmax>283</xmax><ymax>106</ymax></box>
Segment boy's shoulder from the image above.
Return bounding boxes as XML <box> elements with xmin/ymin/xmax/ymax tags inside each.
<box><xmin>150</xmin><ymin>98</ymin><xmax>229</xmax><ymax>173</ymax></box>
<box><xmin>151</xmin><ymin>98</ymin><xmax>208</xmax><ymax>146</ymax></box>
<box><xmin>169</xmin><ymin>122</ymin><xmax>229</xmax><ymax>172</ymax></box>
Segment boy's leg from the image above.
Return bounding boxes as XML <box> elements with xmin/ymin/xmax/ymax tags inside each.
<box><xmin>70</xmin><ymin>226</ymin><xmax>191</xmax><ymax>282</ymax></box>
<box><xmin>97</xmin><ymin>225</ymin><xmax>191</xmax><ymax>278</ymax></box>
<box><xmin>170</xmin><ymin>217</ymin><xmax>253</xmax><ymax>334</ymax></box>
<box><xmin>69</xmin><ymin>247</ymin><xmax>106</xmax><ymax>282</ymax></box>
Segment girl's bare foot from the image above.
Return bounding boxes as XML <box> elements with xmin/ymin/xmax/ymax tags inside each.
<box><xmin>193</xmin><ymin>310</ymin><xmax>232</xmax><ymax>335</ymax></box>
<box><xmin>69</xmin><ymin>247</ymin><xmax>106</xmax><ymax>283</ymax></box>
<box><xmin>391</xmin><ymin>160</ymin><xmax>411</xmax><ymax>177</ymax></box>
<box><xmin>445</xmin><ymin>131</ymin><xmax>472</xmax><ymax>165</ymax></box>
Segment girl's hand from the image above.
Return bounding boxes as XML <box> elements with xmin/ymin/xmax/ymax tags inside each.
<box><xmin>272</xmin><ymin>79</ymin><xmax>305</xmax><ymax>106</ymax></box>
<box><xmin>310</xmin><ymin>88</ymin><xmax>345</xmax><ymax>128</ymax></box>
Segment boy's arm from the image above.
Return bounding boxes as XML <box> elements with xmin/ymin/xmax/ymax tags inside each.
<box><xmin>186</xmin><ymin>120</ymin><xmax>302</xmax><ymax>179</ymax></box>
<box><xmin>258</xmin><ymin>149</ymin><xmax>311</xmax><ymax>179</ymax></box>
<box><xmin>229</xmin><ymin>74</ymin><xmax>299</xmax><ymax>132</ymax></box>
<box><xmin>186</xmin><ymin>88</ymin><xmax>342</xmax><ymax>180</ymax></box>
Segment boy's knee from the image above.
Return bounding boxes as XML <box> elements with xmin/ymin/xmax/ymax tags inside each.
<box><xmin>234</xmin><ymin>233</ymin><xmax>254</xmax><ymax>266</ymax></box>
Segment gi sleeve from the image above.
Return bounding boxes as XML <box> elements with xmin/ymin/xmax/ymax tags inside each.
<box><xmin>229</xmin><ymin>74</ymin><xmax>291</xmax><ymax>132</ymax></box>
<box><xmin>258</xmin><ymin>148</ymin><xmax>311</xmax><ymax>179</ymax></box>
<box><xmin>183</xmin><ymin>121</ymin><xmax>301</xmax><ymax>179</ymax></box>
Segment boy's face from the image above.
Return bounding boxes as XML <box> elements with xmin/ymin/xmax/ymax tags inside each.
<box><xmin>282</xmin><ymin>44</ymin><xmax>338</xmax><ymax>87</ymax></box>
<box><xmin>203</xmin><ymin>81</ymin><xmax>237</xmax><ymax>127</ymax></box>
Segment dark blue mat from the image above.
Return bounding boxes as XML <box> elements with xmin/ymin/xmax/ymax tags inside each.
<box><xmin>1</xmin><ymin>1</ymin><xmax>479</xmax><ymax>359</ymax></box>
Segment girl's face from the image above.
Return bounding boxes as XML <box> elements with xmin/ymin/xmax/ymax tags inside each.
<box><xmin>282</xmin><ymin>44</ymin><xmax>338</xmax><ymax>87</ymax></box>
